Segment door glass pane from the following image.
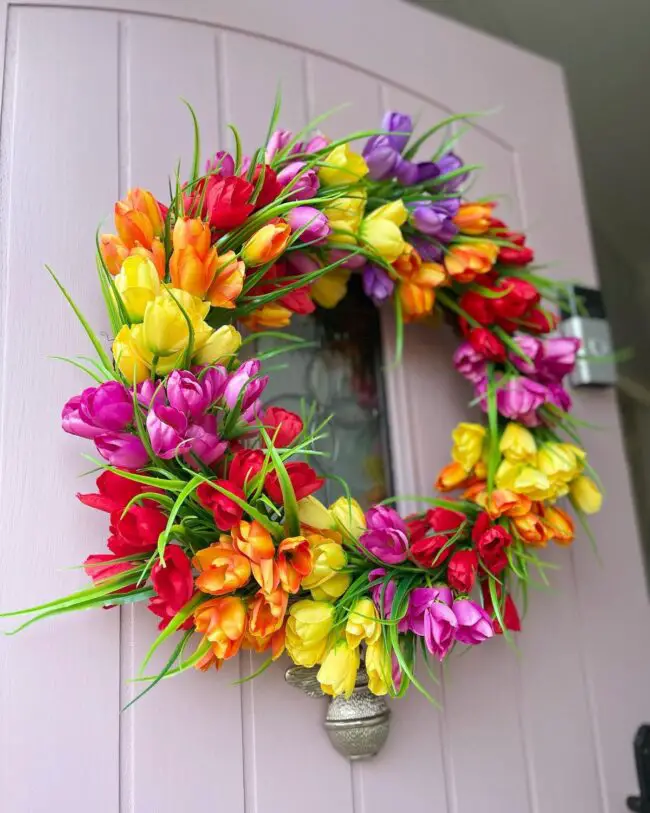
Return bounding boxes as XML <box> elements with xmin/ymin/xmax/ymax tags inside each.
<box><xmin>251</xmin><ymin>276</ymin><xmax>392</xmax><ymax>510</ymax></box>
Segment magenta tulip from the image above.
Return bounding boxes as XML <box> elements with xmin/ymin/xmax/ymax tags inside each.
<box><xmin>368</xmin><ymin>568</ymin><xmax>409</xmax><ymax>631</ymax></box>
<box><xmin>424</xmin><ymin>600</ymin><xmax>458</xmax><ymax>660</ymax></box>
<box><xmin>407</xmin><ymin>586</ymin><xmax>453</xmax><ymax>636</ymax></box>
<box><xmin>61</xmin><ymin>392</ymin><xmax>103</xmax><ymax>439</ymax></box>
<box><xmin>224</xmin><ymin>360</ymin><xmax>269</xmax><ymax>417</ymax></box>
<box><xmin>184</xmin><ymin>413</ymin><xmax>227</xmax><ymax>466</ymax></box>
<box><xmin>199</xmin><ymin>365</ymin><xmax>228</xmax><ymax>405</ymax></box>
<box><xmin>453</xmin><ymin>341</ymin><xmax>487</xmax><ymax>384</ymax></box>
<box><xmin>79</xmin><ymin>381</ymin><xmax>133</xmax><ymax>431</ymax></box>
<box><xmin>146</xmin><ymin>404</ymin><xmax>188</xmax><ymax>460</ymax></box>
<box><xmin>452</xmin><ymin>599</ymin><xmax>494</xmax><ymax>645</ymax></box>
<box><xmin>277</xmin><ymin>161</ymin><xmax>319</xmax><ymax>200</ymax></box>
<box><xmin>167</xmin><ymin>370</ymin><xmax>207</xmax><ymax>419</ymax></box>
<box><xmin>287</xmin><ymin>206</ymin><xmax>330</xmax><ymax>244</ymax></box>
<box><xmin>95</xmin><ymin>432</ymin><xmax>149</xmax><ymax>469</ymax></box>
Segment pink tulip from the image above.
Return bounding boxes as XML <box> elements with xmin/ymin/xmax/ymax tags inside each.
<box><xmin>287</xmin><ymin>206</ymin><xmax>330</xmax><ymax>244</ymax></box>
<box><xmin>368</xmin><ymin>568</ymin><xmax>409</xmax><ymax>631</ymax></box>
<box><xmin>62</xmin><ymin>392</ymin><xmax>103</xmax><ymax>439</ymax></box>
<box><xmin>146</xmin><ymin>405</ymin><xmax>188</xmax><ymax>460</ymax></box>
<box><xmin>167</xmin><ymin>370</ymin><xmax>208</xmax><ymax>419</ymax></box>
<box><xmin>137</xmin><ymin>379</ymin><xmax>165</xmax><ymax>409</ymax></box>
<box><xmin>407</xmin><ymin>586</ymin><xmax>453</xmax><ymax>636</ymax></box>
<box><xmin>79</xmin><ymin>381</ymin><xmax>133</xmax><ymax>431</ymax></box>
<box><xmin>452</xmin><ymin>599</ymin><xmax>494</xmax><ymax>645</ymax></box>
<box><xmin>424</xmin><ymin>601</ymin><xmax>458</xmax><ymax>660</ymax></box>
<box><xmin>184</xmin><ymin>413</ymin><xmax>227</xmax><ymax>466</ymax></box>
<box><xmin>277</xmin><ymin>161</ymin><xmax>319</xmax><ymax>201</ymax></box>
<box><xmin>95</xmin><ymin>432</ymin><xmax>149</xmax><ymax>469</ymax></box>
<box><xmin>199</xmin><ymin>365</ymin><xmax>228</xmax><ymax>406</ymax></box>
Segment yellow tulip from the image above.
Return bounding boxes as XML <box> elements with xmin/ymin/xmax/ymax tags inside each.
<box><xmin>114</xmin><ymin>255</ymin><xmax>161</xmax><ymax>322</ymax></box>
<box><xmin>570</xmin><ymin>475</ymin><xmax>602</xmax><ymax>514</ymax></box>
<box><xmin>192</xmin><ymin>324</ymin><xmax>242</xmax><ymax>366</ymax></box>
<box><xmin>453</xmin><ymin>202</ymin><xmax>494</xmax><ymax>235</ymax></box>
<box><xmin>318</xmin><ymin>144</ymin><xmax>368</xmax><ymax>187</ymax></box>
<box><xmin>365</xmin><ymin>639</ymin><xmax>391</xmax><ymax>696</ymax></box>
<box><xmin>495</xmin><ymin>459</ymin><xmax>553</xmax><ymax>501</ymax></box>
<box><xmin>499</xmin><ymin>423</ymin><xmax>537</xmax><ymax>464</ymax></box>
<box><xmin>241</xmin><ymin>220</ymin><xmax>291</xmax><ymax>267</ymax></box>
<box><xmin>330</xmin><ymin>496</ymin><xmax>366</xmax><ymax>541</ymax></box>
<box><xmin>345</xmin><ymin>598</ymin><xmax>380</xmax><ymax>649</ymax></box>
<box><xmin>140</xmin><ymin>288</ymin><xmax>208</xmax><ymax>359</ymax></box>
<box><xmin>451</xmin><ymin>422</ymin><xmax>486</xmax><ymax>472</ymax></box>
<box><xmin>317</xmin><ymin>640</ymin><xmax>360</xmax><ymax>698</ymax></box>
<box><xmin>298</xmin><ymin>496</ymin><xmax>334</xmax><ymax>532</ymax></box>
<box><xmin>538</xmin><ymin>442</ymin><xmax>582</xmax><ymax>483</ymax></box>
<box><xmin>112</xmin><ymin>324</ymin><xmax>150</xmax><ymax>383</ymax></box>
<box><xmin>311</xmin><ymin>268</ymin><xmax>351</xmax><ymax>308</ymax></box>
<box><xmin>301</xmin><ymin>534</ymin><xmax>351</xmax><ymax>600</ymax></box>
<box><xmin>285</xmin><ymin>600</ymin><xmax>334</xmax><ymax>668</ymax></box>
<box><xmin>365</xmin><ymin>199</ymin><xmax>408</xmax><ymax>227</ymax></box>
<box><xmin>241</xmin><ymin>302</ymin><xmax>293</xmax><ymax>331</ymax></box>
<box><xmin>360</xmin><ymin>218</ymin><xmax>405</xmax><ymax>263</ymax></box>
<box><xmin>322</xmin><ymin>189</ymin><xmax>367</xmax><ymax>229</ymax></box>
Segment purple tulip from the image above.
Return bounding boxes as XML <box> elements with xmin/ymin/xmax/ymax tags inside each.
<box><xmin>146</xmin><ymin>404</ymin><xmax>188</xmax><ymax>460</ymax></box>
<box><xmin>381</xmin><ymin>111</ymin><xmax>413</xmax><ymax>153</ymax></box>
<box><xmin>366</xmin><ymin>505</ymin><xmax>407</xmax><ymax>535</ymax></box>
<box><xmin>184</xmin><ymin>414</ymin><xmax>227</xmax><ymax>466</ymax></box>
<box><xmin>424</xmin><ymin>601</ymin><xmax>458</xmax><ymax>660</ymax></box>
<box><xmin>287</xmin><ymin>206</ymin><xmax>330</xmax><ymax>243</ymax></box>
<box><xmin>265</xmin><ymin>129</ymin><xmax>294</xmax><ymax>162</ymax></box>
<box><xmin>394</xmin><ymin>156</ymin><xmax>419</xmax><ymax>185</ymax></box>
<box><xmin>408</xmin><ymin>586</ymin><xmax>452</xmax><ymax>635</ymax></box>
<box><xmin>539</xmin><ymin>337</ymin><xmax>581</xmax><ymax>381</ymax></box>
<box><xmin>205</xmin><ymin>150</ymin><xmax>235</xmax><ymax>177</ymax></box>
<box><xmin>453</xmin><ymin>341</ymin><xmax>487</xmax><ymax>384</ymax></box>
<box><xmin>546</xmin><ymin>381</ymin><xmax>573</xmax><ymax>412</ymax></box>
<box><xmin>392</xmin><ymin>653</ymin><xmax>403</xmax><ymax>692</ymax></box>
<box><xmin>277</xmin><ymin>161</ymin><xmax>319</xmax><ymax>200</ymax></box>
<box><xmin>496</xmin><ymin>377</ymin><xmax>547</xmax><ymax>423</ymax></box>
<box><xmin>287</xmin><ymin>251</ymin><xmax>321</xmax><ymax>276</ymax></box>
<box><xmin>415</xmin><ymin>162</ymin><xmax>441</xmax><ymax>183</ymax></box>
<box><xmin>61</xmin><ymin>392</ymin><xmax>103</xmax><ymax>439</ymax></box>
<box><xmin>79</xmin><ymin>381</ymin><xmax>133</xmax><ymax>432</ymax></box>
<box><xmin>410</xmin><ymin>200</ymin><xmax>459</xmax><ymax>242</ymax></box>
<box><xmin>452</xmin><ymin>599</ymin><xmax>494</xmax><ymax>645</ymax></box>
<box><xmin>199</xmin><ymin>366</ymin><xmax>228</xmax><ymax>406</ymax></box>
<box><xmin>137</xmin><ymin>379</ymin><xmax>164</xmax><ymax>409</ymax></box>
<box><xmin>304</xmin><ymin>133</ymin><xmax>329</xmax><ymax>153</ymax></box>
<box><xmin>411</xmin><ymin>237</ymin><xmax>443</xmax><ymax>263</ymax></box>
<box><xmin>95</xmin><ymin>432</ymin><xmax>149</xmax><ymax>469</ymax></box>
<box><xmin>362</xmin><ymin>264</ymin><xmax>395</xmax><ymax>306</ymax></box>
<box><xmin>167</xmin><ymin>370</ymin><xmax>208</xmax><ymax>420</ymax></box>
<box><xmin>224</xmin><ymin>360</ymin><xmax>269</xmax><ymax>417</ymax></box>
<box><xmin>327</xmin><ymin>249</ymin><xmax>366</xmax><ymax>270</ymax></box>
<box><xmin>434</xmin><ymin>152</ymin><xmax>468</xmax><ymax>192</ymax></box>
<box><xmin>363</xmin><ymin>135</ymin><xmax>399</xmax><ymax>180</ymax></box>
<box><xmin>368</xmin><ymin>569</ymin><xmax>409</xmax><ymax>631</ymax></box>
<box><xmin>509</xmin><ymin>335</ymin><xmax>543</xmax><ymax>376</ymax></box>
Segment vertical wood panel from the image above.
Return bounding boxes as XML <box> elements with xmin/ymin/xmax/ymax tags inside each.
<box><xmin>0</xmin><ymin>7</ymin><xmax>121</xmax><ymax>812</ymax></box>
<box><xmin>119</xmin><ymin>15</ymin><xmax>245</xmax><ymax>813</ymax></box>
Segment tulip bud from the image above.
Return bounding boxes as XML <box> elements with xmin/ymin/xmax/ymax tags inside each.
<box><xmin>318</xmin><ymin>144</ymin><xmax>369</xmax><ymax>187</ymax></box>
<box><xmin>451</xmin><ymin>422</ymin><xmax>487</xmax><ymax>473</ymax></box>
<box><xmin>241</xmin><ymin>219</ymin><xmax>291</xmax><ymax>267</ymax></box>
<box><xmin>114</xmin><ymin>255</ymin><xmax>161</xmax><ymax>322</ymax></box>
<box><xmin>169</xmin><ymin>218</ymin><xmax>220</xmax><ymax>298</ymax></box>
<box><xmin>365</xmin><ymin>199</ymin><xmax>408</xmax><ymax>227</ymax></box>
<box><xmin>360</xmin><ymin>217</ymin><xmax>405</xmax><ymax>263</ymax></box>
<box><xmin>543</xmin><ymin>505</ymin><xmax>575</xmax><ymax>545</ymax></box>
<box><xmin>569</xmin><ymin>475</ymin><xmax>602</xmax><ymax>514</ymax></box>
<box><xmin>141</xmin><ymin>289</ymin><xmax>208</xmax><ymax>359</ymax></box>
<box><xmin>205</xmin><ymin>251</ymin><xmax>245</xmax><ymax>309</ymax></box>
<box><xmin>301</xmin><ymin>534</ymin><xmax>350</xmax><ymax>600</ymax></box>
<box><xmin>192</xmin><ymin>324</ymin><xmax>242</xmax><ymax>366</ymax></box>
<box><xmin>298</xmin><ymin>496</ymin><xmax>334</xmax><ymax>532</ymax></box>
<box><xmin>285</xmin><ymin>599</ymin><xmax>334</xmax><ymax>668</ymax></box>
<box><xmin>277</xmin><ymin>161</ymin><xmax>320</xmax><ymax>201</ymax></box>
<box><xmin>345</xmin><ymin>598</ymin><xmax>380</xmax><ymax>649</ymax></box>
<box><xmin>241</xmin><ymin>302</ymin><xmax>293</xmax><ymax>331</ymax></box>
<box><xmin>112</xmin><ymin>324</ymin><xmax>151</xmax><ymax>384</ymax></box>
<box><xmin>94</xmin><ymin>432</ymin><xmax>149</xmax><ymax>470</ymax></box>
<box><xmin>330</xmin><ymin>496</ymin><xmax>366</xmax><ymax>541</ymax></box>
<box><xmin>499</xmin><ymin>423</ymin><xmax>537</xmax><ymax>464</ymax></box>
<box><xmin>365</xmin><ymin>639</ymin><xmax>391</xmax><ymax>696</ymax></box>
<box><xmin>435</xmin><ymin>461</ymin><xmax>470</xmax><ymax>492</ymax></box>
<box><xmin>114</xmin><ymin>188</ymin><xmax>165</xmax><ymax>250</ymax></box>
<box><xmin>453</xmin><ymin>202</ymin><xmax>494</xmax><ymax>235</ymax></box>
<box><xmin>100</xmin><ymin>234</ymin><xmax>129</xmax><ymax>276</ymax></box>
<box><xmin>287</xmin><ymin>206</ymin><xmax>331</xmax><ymax>243</ymax></box>
<box><xmin>399</xmin><ymin>282</ymin><xmax>434</xmax><ymax>320</ymax></box>
<box><xmin>317</xmin><ymin>640</ymin><xmax>360</xmax><ymax>698</ymax></box>
<box><xmin>311</xmin><ymin>268</ymin><xmax>351</xmax><ymax>308</ymax></box>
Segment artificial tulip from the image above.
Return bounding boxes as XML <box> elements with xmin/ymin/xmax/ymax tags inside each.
<box><xmin>311</xmin><ymin>268</ymin><xmax>351</xmax><ymax>308</ymax></box>
<box><xmin>330</xmin><ymin>496</ymin><xmax>366</xmax><ymax>541</ymax></box>
<box><xmin>100</xmin><ymin>234</ymin><xmax>130</xmax><ymax>276</ymax></box>
<box><xmin>285</xmin><ymin>599</ymin><xmax>334</xmax><ymax>667</ymax></box>
<box><xmin>193</xmin><ymin>539</ymin><xmax>252</xmax><ymax>595</ymax></box>
<box><xmin>196</xmin><ymin>479</ymin><xmax>245</xmax><ymax>531</ymax></box>
<box><xmin>499</xmin><ymin>423</ymin><xmax>537</xmax><ymax>464</ymax></box>
<box><xmin>301</xmin><ymin>534</ymin><xmax>350</xmax><ymax>600</ymax></box>
<box><xmin>399</xmin><ymin>281</ymin><xmax>434</xmax><ymax>320</ymax></box>
<box><xmin>454</xmin><ymin>202</ymin><xmax>494</xmax><ymax>235</ymax></box>
<box><xmin>286</xmin><ymin>206</ymin><xmax>331</xmax><ymax>243</ymax></box>
<box><xmin>114</xmin><ymin>188</ymin><xmax>165</xmax><ymax>250</ymax></box>
<box><xmin>543</xmin><ymin>505</ymin><xmax>575</xmax><ymax>545</ymax></box>
<box><xmin>242</xmin><ymin>302</ymin><xmax>293</xmax><ymax>331</ymax></box>
<box><xmin>435</xmin><ymin>461</ymin><xmax>471</xmax><ymax>492</ymax></box>
<box><xmin>193</xmin><ymin>324</ymin><xmax>242</xmax><ymax>366</ymax></box>
<box><xmin>318</xmin><ymin>144</ymin><xmax>368</xmax><ymax>187</ymax></box>
<box><xmin>451</xmin><ymin>422</ymin><xmax>486</xmax><ymax>472</ymax></box>
<box><xmin>365</xmin><ymin>639</ymin><xmax>392</xmax><ymax>695</ymax></box>
<box><xmin>447</xmin><ymin>549</ymin><xmax>479</xmax><ymax>593</ymax></box>
<box><xmin>569</xmin><ymin>475</ymin><xmax>602</xmax><ymax>514</ymax></box>
<box><xmin>141</xmin><ymin>289</ymin><xmax>208</xmax><ymax>358</ymax></box>
<box><xmin>277</xmin><ymin>536</ymin><xmax>313</xmax><ymax>593</ymax></box>
<box><xmin>495</xmin><ymin>459</ymin><xmax>553</xmax><ymax>501</ymax></box>
<box><xmin>112</xmin><ymin>325</ymin><xmax>150</xmax><ymax>384</ymax></box>
<box><xmin>248</xmin><ymin>587</ymin><xmax>288</xmax><ymax>639</ymax></box>
<box><xmin>204</xmin><ymin>251</ymin><xmax>245</xmax><ymax>309</ymax></box>
<box><xmin>79</xmin><ymin>381</ymin><xmax>133</xmax><ymax>432</ymax></box>
<box><xmin>317</xmin><ymin>640</ymin><xmax>360</xmax><ymax>699</ymax></box>
<box><xmin>148</xmin><ymin>546</ymin><xmax>194</xmax><ymax>629</ymax></box>
<box><xmin>194</xmin><ymin>596</ymin><xmax>247</xmax><ymax>660</ymax></box>
<box><xmin>241</xmin><ymin>220</ymin><xmax>291</xmax><ymax>267</ymax></box>
<box><xmin>265</xmin><ymin>462</ymin><xmax>324</xmax><ymax>504</ymax></box>
<box><xmin>444</xmin><ymin>241</ymin><xmax>498</xmax><ymax>282</ymax></box>
<box><xmin>360</xmin><ymin>217</ymin><xmax>405</xmax><ymax>263</ymax></box>
<box><xmin>345</xmin><ymin>598</ymin><xmax>381</xmax><ymax>648</ymax></box>
<box><xmin>169</xmin><ymin>217</ymin><xmax>220</xmax><ymax>299</ymax></box>
<box><xmin>263</xmin><ymin>406</ymin><xmax>303</xmax><ymax>447</ymax></box>
<box><xmin>512</xmin><ymin>512</ymin><xmax>549</xmax><ymax>546</ymax></box>
<box><xmin>114</xmin><ymin>255</ymin><xmax>161</xmax><ymax>322</ymax></box>
<box><xmin>232</xmin><ymin>520</ymin><xmax>275</xmax><ymax>564</ymax></box>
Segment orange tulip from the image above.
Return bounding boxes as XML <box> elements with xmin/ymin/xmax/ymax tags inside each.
<box><xmin>169</xmin><ymin>218</ymin><xmax>218</xmax><ymax>297</ymax></box>
<box><xmin>512</xmin><ymin>512</ymin><xmax>549</xmax><ymax>546</ymax></box>
<box><xmin>241</xmin><ymin>302</ymin><xmax>293</xmax><ymax>331</ymax></box>
<box><xmin>392</xmin><ymin>243</ymin><xmax>422</xmax><ymax>280</ymax></box>
<box><xmin>233</xmin><ymin>520</ymin><xmax>278</xmax><ymax>593</ymax></box>
<box><xmin>543</xmin><ymin>505</ymin><xmax>575</xmax><ymax>546</ymax></box>
<box><xmin>194</xmin><ymin>647</ymin><xmax>223</xmax><ymax>672</ymax></box>
<box><xmin>444</xmin><ymin>241</ymin><xmax>498</xmax><ymax>283</ymax></box>
<box><xmin>454</xmin><ymin>202</ymin><xmax>494</xmax><ymax>235</ymax></box>
<box><xmin>193</xmin><ymin>539</ymin><xmax>251</xmax><ymax>596</ymax></box>
<box><xmin>132</xmin><ymin>240</ymin><xmax>166</xmax><ymax>280</ymax></box>
<box><xmin>248</xmin><ymin>587</ymin><xmax>288</xmax><ymax>639</ymax></box>
<box><xmin>99</xmin><ymin>234</ymin><xmax>130</xmax><ymax>276</ymax></box>
<box><xmin>114</xmin><ymin>188</ymin><xmax>165</xmax><ymax>250</ymax></box>
<box><xmin>399</xmin><ymin>281</ymin><xmax>435</xmax><ymax>320</ymax></box>
<box><xmin>194</xmin><ymin>596</ymin><xmax>246</xmax><ymax>660</ymax></box>
<box><xmin>243</xmin><ymin>624</ymin><xmax>286</xmax><ymax>660</ymax></box>
<box><xmin>435</xmin><ymin>461</ymin><xmax>470</xmax><ymax>492</ymax></box>
<box><xmin>418</xmin><ymin>262</ymin><xmax>449</xmax><ymax>288</ymax></box>
<box><xmin>241</xmin><ymin>219</ymin><xmax>291</xmax><ymax>267</ymax></box>
<box><xmin>276</xmin><ymin>535</ymin><xmax>313</xmax><ymax>594</ymax></box>
<box><xmin>206</xmin><ymin>251</ymin><xmax>245</xmax><ymax>309</ymax></box>
<box><xmin>485</xmin><ymin>489</ymin><xmax>533</xmax><ymax>519</ymax></box>
<box><xmin>463</xmin><ymin>481</ymin><xmax>487</xmax><ymax>506</ymax></box>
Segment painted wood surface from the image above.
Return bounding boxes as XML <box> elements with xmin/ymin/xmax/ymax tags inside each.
<box><xmin>0</xmin><ymin>2</ymin><xmax>648</xmax><ymax>812</ymax></box>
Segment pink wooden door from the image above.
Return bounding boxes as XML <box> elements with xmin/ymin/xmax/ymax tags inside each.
<box><xmin>0</xmin><ymin>1</ymin><xmax>648</xmax><ymax>811</ymax></box>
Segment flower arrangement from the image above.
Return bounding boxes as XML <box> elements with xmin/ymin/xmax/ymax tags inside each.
<box><xmin>1</xmin><ymin>103</ymin><xmax>602</xmax><ymax>705</ymax></box>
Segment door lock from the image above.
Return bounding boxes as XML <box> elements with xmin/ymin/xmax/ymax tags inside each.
<box><xmin>627</xmin><ymin>725</ymin><xmax>650</xmax><ymax>812</ymax></box>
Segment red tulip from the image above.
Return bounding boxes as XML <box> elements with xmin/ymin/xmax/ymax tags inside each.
<box><xmin>109</xmin><ymin>504</ymin><xmax>167</xmax><ymax>554</ymax></box>
<box><xmin>263</xmin><ymin>407</ymin><xmax>303</xmax><ymax>447</ymax></box>
<box><xmin>280</xmin><ymin>286</ymin><xmax>316</xmax><ymax>314</ymax></box>
<box><xmin>523</xmin><ymin>307</ymin><xmax>559</xmax><ymax>335</ymax></box>
<box><xmin>83</xmin><ymin>553</ymin><xmax>135</xmax><ymax>588</ymax></box>
<box><xmin>186</xmin><ymin>175</ymin><xmax>254</xmax><ymax>231</ymax></box>
<box><xmin>472</xmin><ymin>512</ymin><xmax>511</xmax><ymax>575</ymax></box>
<box><xmin>196</xmin><ymin>479</ymin><xmax>245</xmax><ymax>532</ymax></box>
<box><xmin>248</xmin><ymin>164</ymin><xmax>282</xmax><ymax>209</ymax></box>
<box><xmin>409</xmin><ymin>507</ymin><xmax>465</xmax><ymax>568</ymax></box>
<box><xmin>265</xmin><ymin>462</ymin><xmax>324</xmax><ymax>504</ymax></box>
<box><xmin>229</xmin><ymin>449</ymin><xmax>266</xmax><ymax>490</ymax></box>
<box><xmin>447</xmin><ymin>549</ymin><xmax>479</xmax><ymax>593</ymax></box>
<box><xmin>481</xmin><ymin>580</ymin><xmax>521</xmax><ymax>633</ymax></box>
<box><xmin>458</xmin><ymin>291</ymin><xmax>494</xmax><ymax>326</ymax></box>
<box><xmin>468</xmin><ymin>327</ymin><xmax>506</xmax><ymax>362</ymax></box>
<box><xmin>148</xmin><ymin>545</ymin><xmax>194</xmax><ymax>630</ymax></box>
<box><xmin>77</xmin><ymin>470</ymin><xmax>152</xmax><ymax>513</ymax></box>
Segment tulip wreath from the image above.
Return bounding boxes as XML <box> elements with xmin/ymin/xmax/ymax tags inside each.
<box><xmin>1</xmin><ymin>101</ymin><xmax>603</xmax><ymax>704</ymax></box>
